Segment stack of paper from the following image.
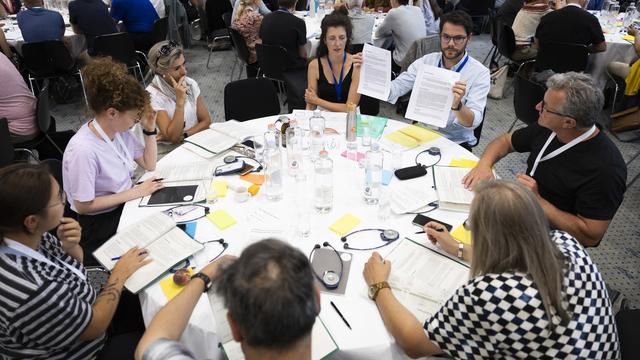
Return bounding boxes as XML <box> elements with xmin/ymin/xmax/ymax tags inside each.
<box><xmin>432</xmin><ymin>166</ymin><xmax>474</xmax><ymax>212</ymax></box>
<box><xmin>183</xmin><ymin>120</ymin><xmax>259</xmax><ymax>159</ymax></box>
<box><xmin>152</xmin><ymin>162</ymin><xmax>216</xmax><ymax>182</ymax></box>
<box><xmin>389</xmin><ymin>176</ymin><xmax>438</xmax><ymax>214</ymax></box>
<box><xmin>381</xmin><ymin>124</ymin><xmax>441</xmax><ymax>150</ymax></box>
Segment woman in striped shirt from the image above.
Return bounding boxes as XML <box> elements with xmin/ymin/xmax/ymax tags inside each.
<box><xmin>0</xmin><ymin>163</ymin><xmax>150</xmax><ymax>359</ymax></box>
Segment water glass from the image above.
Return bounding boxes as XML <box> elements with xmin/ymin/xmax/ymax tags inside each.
<box><xmin>361</xmin><ymin>118</ymin><xmax>371</xmax><ymax>147</ymax></box>
<box><xmin>252</xmin><ymin>135</ymin><xmax>264</xmax><ymax>163</ymax></box>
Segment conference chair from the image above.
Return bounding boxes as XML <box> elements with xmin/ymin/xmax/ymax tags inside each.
<box><xmin>21</xmin><ymin>40</ymin><xmax>89</xmax><ymax>109</ymax></box>
<box><xmin>497</xmin><ymin>24</ymin><xmax>528</xmax><ymax>68</ymax></box>
<box><xmin>535</xmin><ymin>41</ymin><xmax>589</xmax><ymax>73</ymax></box>
<box><xmin>470</xmin><ymin>108</ymin><xmax>486</xmax><ymax>150</ymax></box>
<box><xmin>224</xmin><ymin>78</ymin><xmax>281</xmax><ymax>121</ymax></box>
<box><xmin>150</xmin><ymin>17</ymin><xmax>170</xmax><ymax>45</ymax></box>
<box><xmin>0</xmin><ymin>118</ymin><xmax>38</xmax><ymax>168</ymax></box>
<box><xmin>456</xmin><ymin>0</ymin><xmax>494</xmax><ymax>33</ymax></box>
<box><xmin>206</xmin><ymin>12</ymin><xmax>232</xmax><ymax>68</ymax></box>
<box><xmin>359</xmin><ymin>96</ymin><xmax>380</xmax><ymax>116</ymax></box>
<box><xmin>482</xmin><ymin>9</ymin><xmax>500</xmax><ymax>67</ymax></box>
<box><xmin>507</xmin><ymin>61</ymin><xmax>546</xmax><ymax>132</ymax></box>
<box><xmin>227</xmin><ymin>26</ymin><xmax>259</xmax><ymax>80</ymax></box>
<box><xmin>92</xmin><ymin>33</ymin><xmax>146</xmax><ymax>85</ymax></box>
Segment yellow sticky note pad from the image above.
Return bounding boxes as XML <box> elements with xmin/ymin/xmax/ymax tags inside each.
<box><xmin>623</xmin><ymin>34</ymin><xmax>635</xmax><ymax>42</ymax></box>
<box><xmin>449</xmin><ymin>158</ymin><xmax>478</xmax><ymax>168</ymax></box>
<box><xmin>159</xmin><ymin>269</ymin><xmax>193</xmax><ymax>301</ymax></box>
<box><xmin>211</xmin><ymin>180</ymin><xmax>228</xmax><ymax>198</ymax></box>
<box><xmin>207</xmin><ymin>209</ymin><xmax>237</xmax><ymax>230</ymax></box>
<box><xmin>384</xmin><ymin>131</ymin><xmax>419</xmax><ymax>148</ymax></box>
<box><xmin>451</xmin><ymin>224</ymin><xmax>472</xmax><ymax>245</ymax></box>
<box><xmin>400</xmin><ymin>125</ymin><xmax>441</xmax><ymax>143</ymax></box>
<box><xmin>240</xmin><ymin>173</ymin><xmax>265</xmax><ymax>185</ymax></box>
<box><xmin>329</xmin><ymin>214</ymin><xmax>361</xmax><ymax>236</ymax></box>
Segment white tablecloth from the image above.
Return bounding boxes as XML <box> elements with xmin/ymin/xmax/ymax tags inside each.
<box><xmin>120</xmin><ymin>113</ymin><xmax>477</xmax><ymax>360</ymax></box>
<box><xmin>586</xmin><ymin>14</ymin><xmax>637</xmax><ymax>88</ymax></box>
<box><xmin>1</xmin><ymin>14</ymin><xmax>86</xmax><ymax>57</ymax></box>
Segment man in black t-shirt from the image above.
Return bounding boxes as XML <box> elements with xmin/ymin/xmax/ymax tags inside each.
<box><xmin>534</xmin><ymin>0</ymin><xmax>606</xmax><ymax>53</ymax></box>
<box><xmin>463</xmin><ymin>72</ymin><xmax>626</xmax><ymax>247</ymax></box>
<box><xmin>259</xmin><ymin>0</ymin><xmax>308</xmax><ymax>70</ymax></box>
<box><xmin>68</xmin><ymin>0</ymin><xmax>117</xmax><ymax>55</ymax></box>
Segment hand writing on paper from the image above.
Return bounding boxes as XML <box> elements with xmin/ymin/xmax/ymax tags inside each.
<box><xmin>516</xmin><ymin>174</ymin><xmax>540</xmax><ymax>198</ymax></box>
<box><xmin>304</xmin><ymin>88</ymin><xmax>320</xmax><ymax>105</ymax></box>
<box><xmin>462</xmin><ymin>164</ymin><xmax>494</xmax><ymax>190</ymax></box>
<box><xmin>424</xmin><ymin>222</ymin><xmax>458</xmax><ymax>256</ymax></box>
<box><xmin>363</xmin><ymin>252</ymin><xmax>391</xmax><ymax>286</ymax></box>
<box><xmin>112</xmin><ymin>246</ymin><xmax>151</xmax><ymax>279</ymax></box>
<box><xmin>451</xmin><ymin>81</ymin><xmax>467</xmax><ymax>109</ymax></box>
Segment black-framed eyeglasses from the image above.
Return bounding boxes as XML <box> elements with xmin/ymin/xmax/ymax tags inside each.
<box><xmin>47</xmin><ymin>192</ymin><xmax>66</xmax><ymax>208</ymax></box>
<box><xmin>163</xmin><ymin>204</ymin><xmax>209</xmax><ymax>223</ymax></box>
<box><xmin>156</xmin><ymin>41</ymin><xmax>179</xmax><ymax>67</ymax></box>
<box><xmin>440</xmin><ymin>33</ymin><xmax>467</xmax><ymax>45</ymax></box>
<box><xmin>539</xmin><ymin>100</ymin><xmax>572</xmax><ymax>118</ymax></box>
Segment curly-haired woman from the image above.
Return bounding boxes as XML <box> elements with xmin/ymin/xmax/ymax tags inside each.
<box><xmin>63</xmin><ymin>57</ymin><xmax>162</xmax><ymax>265</ymax></box>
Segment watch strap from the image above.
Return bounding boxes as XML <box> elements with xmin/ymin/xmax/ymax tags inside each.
<box><xmin>451</xmin><ymin>102</ymin><xmax>462</xmax><ymax>111</ymax></box>
<box><xmin>371</xmin><ymin>281</ymin><xmax>390</xmax><ymax>301</ymax></box>
<box><xmin>191</xmin><ymin>272</ymin><xmax>212</xmax><ymax>292</ymax></box>
<box><xmin>142</xmin><ymin>128</ymin><xmax>158</xmax><ymax>136</ymax></box>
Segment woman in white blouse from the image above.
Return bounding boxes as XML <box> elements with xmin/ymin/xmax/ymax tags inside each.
<box><xmin>147</xmin><ymin>40</ymin><xmax>212</xmax><ymax>145</ymax></box>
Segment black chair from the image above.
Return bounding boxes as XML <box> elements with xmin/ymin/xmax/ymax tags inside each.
<box><xmin>226</xmin><ymin>27</ymin><xmax>259</xmax><ymax>80</ymax></box>
<box><xmin>497</xmin><ymin>24</ymin><xmax>526</xmax><ymax>67</ymax></box>
<box><xmin>224</xmin><ymin>78</ymin><xmax>281</xmax><ymax>121</ymax></box>
<box><xmin>21</xmin><ymin>40</ymin><xmax>88</xmax><ymax>108</ymax></box>
<box><xmin>222</xmin><ymin>12</ymin><xmax>232</xmax><ymax>28</ymax></box>
<box><xmin>0</xmin><ymin>118</ymin><xmax>38</xmax><ymax>168</ymax></box>
<box><xmin>508</xmin><ymin>61</ymin><xmax>546</xmax><ymax>132</ymax></box>
<box><xmin>359</xmin><ymin>96</ymin><xmax>380</xmax><ymax>116</ymax></box>
<box><xmin>482</xmin><ymin>9</ymin><xmax>500</xmax><ymax>67</ymax></box>
<box><xmin>150</xmin><ymin>17</ymin><xmax>169</xmax><ymax>45</ymax></box>
<box><xmin>256</xmin><ymin>43</ymin><xmax>287</xmax><ymax>88</ymax></box>
<box><xmin>456</xmin><ymin>0</ymin><xmax>494</xmax><ymax>33</ymax></box>
<box><xmin>616</xmin><ymin>308</ymin><xmax>640</xmax><ymax>359</ymax></box>
<box><xmin>282</xmin><ymin>68</ymin><xmax>307</xmax><ymax>112</ymax></box>
<box><xmin>206</xmin><ymin>12</ymin><xmax>232</xmax><ymax>69</ymax></box>
<box><xmin>93</xmin><ymin>33</ymin><xmax>146</xmax><ymax>85</ymax></box>
<box><xmin>535</xmin><ymin>41</ymin><xmax>589</xmax><ymax>73</ymax></box>
<box><xmin>466</xmin><ymin>107</ymin><xmax>486</xmax><ymax>151</ymax></box>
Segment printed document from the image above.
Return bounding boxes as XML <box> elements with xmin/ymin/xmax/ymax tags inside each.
<box><xmin>405</xmin><ymin>65</ymin><xmax>460</xmax><ymax>128</ymax></box>
<box><xmin>433</xmin><ymin>166</ymin><xmax>474</xmax><ymax>211</ymax></box>
<box><xmin>183</xmin><ymin>120</ymin><xmax>260</xmax><ymax>158</ymax></box>
<box><xmin>389</xmin><ymin>176</ymin><xmax>438</xmax><ymax>214</ymax></box>
<box><xmin>152</xmin><ymin>162</ymin><xmax>216</xmax><ymax>182</ymax></box>
<box><xmin>357</xmin><ymin>44</ymin><xmax>391</xmax><ymax>101</ymax></box>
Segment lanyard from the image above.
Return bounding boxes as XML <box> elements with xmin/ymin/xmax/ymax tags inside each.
<box><xmin>327</xmin><ymin>51</ymin><xmax>347</xmax><ymax>102</ymax></box>
<box><xmin>529</xmin><ymin>125</ymin><xmax>597</xmax><ymax>176</ymax></box>
<box><xmin>92</xmin><ymin>119</ymin><xmax>137</xmax><ymax>175</ymax></box>
<box><xmin>277</xmin><ymin>7</ymin><xmax>290</xmax><ymax>13</ymax></box>
<box><xmin>438</xmin><ymin>53</ymin><xmax>469</xmax><ymax>73</ymax></box>
<box><xmin>0</xmin><ymin>238</ymin><xmax>86</xmax><ymax>281</ymax></box>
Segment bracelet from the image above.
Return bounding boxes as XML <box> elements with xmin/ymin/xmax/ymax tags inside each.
<box><xmin>142</xmin><ymin>128</ymin><xmax>158</xmax><ymax>136</ymax></box>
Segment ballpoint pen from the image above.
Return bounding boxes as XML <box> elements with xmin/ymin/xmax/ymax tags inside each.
<box><xmin>330</xmin><ymin>301</ymin><xmax>352</xmax><ymax>330</ymax></box>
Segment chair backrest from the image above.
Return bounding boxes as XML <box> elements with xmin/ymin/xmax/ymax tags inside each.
<box><xmin>359</xmin><ymin>95</ymin><xmax>380</xmax><ymax>116</ymax></box>
<box><xmin>0</xmin><ymin>118</ymin><xmax>15</xmax><ymax>167</ymax></box>
<box><xmin>536</xmin><ymin>41</ymin><xmax>589</xmax><ymax>73</ymax></box>
<box><xmin>92</xmin><ymin>32</ymin><xmax>137</xmax><ymax>66</ymax></box>
<box><xmin>472</xmin><ymin>107</ymin><xmax>486</xmax><ymax>147</ymax></box>
<box><xmin>497</xmin><ymin>23</ymin><xmax>516</xmax><ymax>59</ymax></box>
<box><xmin>222</xmin><ymin>12</ymin><xmax>232</xmax><ymax>28</ymax></box>
<box><xmin>224</xmin><ymin>78</ymin><xmax>281</xmax><ymax>121</ymax></box>
<box><xmin>228</xmin><ymin>27</ymin><xmax>252</xmax><ymax>65</ymax></box>
<box><xmin>458</xmin><ymin>0</ymin><xmax>494</xmax><ymax>15</ymax></box>
<box><xmin>151</xmin><ymin>17</ymin><xmax>169</xmax><ymax>45</ymax></box>
<box><xmin>256</xmin><ymin>43</ymin><xmax>288</xmax><ymax>82</ymax></box>
<box><xmin>21</xmin><ymin>41</ymin><xmax>75</xmax><ymax>77</ymax></box>
<box><xmin>36</xmin><ymin>79</ymin><xmax>52</xmax><ymax>133</ymax></box>
<box><xmin>514</xmin><ymin>66</ymin><xmax>546</xmax><ymax>126</ymax></box>
<box><xmin>489</xmin><ymin>8</ymin><xmax>499</xmax><ymax>46</ymax></box>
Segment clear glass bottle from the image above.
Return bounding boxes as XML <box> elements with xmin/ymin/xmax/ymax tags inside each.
<box><xmin>264</xmin><ymin>145</ymin><xmax>283</xmax><ymax>201</ymax></box>
<box><xmin>264</xmin><ymin>123</ymin><xmax>280</xmax><ymax>150</ymax></box>
<box><xmin>624</xmin><ymin>2</ymin><xmax>637</xmax><ymax>27</ymax></box>
<box><xmin>314</xmin><ymin>150</ymin><xmax>333</xmax><ymax>213</ymax></box>
<box><xmin>364</xmin><ymin>142</ymin><xmax>383</xmax><ymax>205</ymax></box>
<box><xmin>286</xmin><ymin>120</ymin><xmax>303</xmax><ymax>177</ymax></box>
<box><xmin>295</xmin><ymin>174</ymin><xmax>311</xmax><ymax>237</ymax></box>
<box><xmin>309</xmin><ymin>109</ymin><xmax>326</xmax><ymax>162</ymax></box>
<box><xmin>345</xmin><ymin>102</ymin><xmax>358</xmax><ymax>162</ymax></box>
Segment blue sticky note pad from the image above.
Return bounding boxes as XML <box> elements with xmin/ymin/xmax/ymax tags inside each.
<box><xmin>382</xmin><ymin>170</ymin><xmax>393</xmax><ymax>185</ymax></box>
<box><xmin>184</xmin><ymin>222</ymin><xmax>197</xmax><ymax>238</ymax></box>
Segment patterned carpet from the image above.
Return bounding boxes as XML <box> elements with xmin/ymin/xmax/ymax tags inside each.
<box><xmin>50</xmin><ymin>33</ymin><xmax>640</xmax><ymax>308</ymax></box>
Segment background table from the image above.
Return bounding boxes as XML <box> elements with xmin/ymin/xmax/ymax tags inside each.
<box><xmin>119</xmin><ymin>113</ymin><xmax>477</xmax><ymax>360</ymax></box>
<box><xmin>587</xmin><ymin>13</ymin><xmax>637</xmax><ymax>88</ymax></box>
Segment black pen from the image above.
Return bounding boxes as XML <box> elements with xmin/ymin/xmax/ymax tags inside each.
<box><xmin>330</xmin><ymin>301</ymin><xmax>352</xmax><ymax>330</ymax></box>
<box><xmin>135</xmin><ymin>178</ymin><xmax>165</xmax><ymax>185</ymax></box>
<box><xmin>416</xmin><ymin>228</ymin><xmax>444</xmax><ymax>234</ymax></box>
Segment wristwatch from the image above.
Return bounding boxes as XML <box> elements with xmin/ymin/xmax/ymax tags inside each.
<box><xmin>183</xmin><ymin>132</ymin><xmax>189</xmax><ymax>140</ymax></box>
<box><xmin>457</xmin><ymin>243</ymin><xmax>464</xmax><ymax>260</ymax></box>
<box><xmin>368</xmin><ymin>281</ymin><xmax>390</xmax><ymax>301</ymax></box>
<box><xmin>191</xmin><ymin>272</ymin><xmax>212</xmax><ymax>292</ymax></box>
<box><xmin>451</xmin><ymin>102</ymin><xmax>462</xmax><ymax>111</ymax></box>
<box><xmin>142</xmin><ymin>128</ymin><xmax>158</xmax><ymax>136</ymax></box>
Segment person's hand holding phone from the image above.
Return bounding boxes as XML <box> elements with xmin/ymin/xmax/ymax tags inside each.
<box><xmin>424</xmin><ymin>222</ymin><xmax>459</xmax><ymax>256</ymax></box>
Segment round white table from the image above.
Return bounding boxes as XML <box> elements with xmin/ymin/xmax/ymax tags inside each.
<box><xmin>587</xmin><ymin>13</ymin><xmax>637</xmax><ymax>88</ymax></box>
<box><xmin>119</xmin><ymin>113</ymin><xmax>476</xmax><ymax>360</ymax></box>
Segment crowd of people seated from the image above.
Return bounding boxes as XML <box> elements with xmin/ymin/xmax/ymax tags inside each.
<box><xmin>0</xmin><ymin>0</ymin><xmax>634</xmax><ymax>358</ymax></box>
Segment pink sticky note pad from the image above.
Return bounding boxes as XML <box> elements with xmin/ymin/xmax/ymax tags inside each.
<box><xmin>340</xmin><ymin>150</ymin><xmax>365</xmax><ymax>161</ymax></box>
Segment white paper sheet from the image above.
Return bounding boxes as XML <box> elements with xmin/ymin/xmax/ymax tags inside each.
<box><xmin>389</xmin><ymin>177</ymin><xmax>439</xmax><ymax>214</ymax></box>
<box><xmin>405</xmin><ymin>65</ymin><xmax>460</xmax><ymax>128</ymax></box>
<box><xmin>152</xmin><ymin>162</ymin><xmax>216</xmax><ymax>182</ymax></box>
<box><xmin>433</xmin><ymin>166</ymin><xmax>474</xmax><ymax>205</ymax></box>
<box><xmin>357</xmin><ymin>43</ymin><xmax>391</xmax><ymax>101</ymax></box>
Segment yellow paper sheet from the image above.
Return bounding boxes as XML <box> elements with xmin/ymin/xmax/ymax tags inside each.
<box><xmin>384</xmin><ymin>131</ymin><xmax>419</xmax><ymax>148</ymax></box>
<box><xmin>211</xmin><ymin>180</ymin><xmax>228</xmax><ymax>198</ymax></box>
<box><xmin>207</xmin><ymin>209</ymin><xmax>237</xmax><ymax>230</ymax></box>
<box><xmin>240</xmin><ymin>173</ymin><xmax>265</xmax><ymax>185</ymax></box>
<box><xmin>159</xmin><ymin>268</ymin><xmax>193</xmax><ymax>301</ymax></box>
<box><xmin>329</xmin><ymin>214</ymin><xmax>361</xmax><ymax>236</ymax></box>
<box><xmin>449</xmin><ymin>158</ymin><xmax>478</xmax><ymax>168</ymax></box>
<box><xmin>399</xmin><ymin>125</ymin><xmax>442</xmax><ymax>143</ymax></box>
<box><xmin>624</xmin><ymin>34</ymin><xmax>635</xmax><ymax>42</ymax></box>
<box><xmin>451</xmin><ymin>224</ymin><xmax>472</xmax><ymax>245</ymax></box>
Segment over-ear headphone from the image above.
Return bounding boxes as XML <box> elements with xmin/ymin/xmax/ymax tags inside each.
<box><xmin>341</xmin><ymin>229</ymin><xmax>400</xmax><ymax>251</ymax></box>
<box><xmin>309</xmin><ymin>242</ymin><xmax>344</xmax><ymax>290</ymax></box>
<box><xmin>223</xmin><ymin>155</ymin><xmax>263</xmax><ymax>172</ymax></box>
<box><xmin>206</xmin><ymin>239</ymin><xmax>229</xmax><ymax>263</ymax></box>
<box><xmin>414</xmin><ymin>146</ymin><xmax>442</xmax><ymax>168</ymax></box>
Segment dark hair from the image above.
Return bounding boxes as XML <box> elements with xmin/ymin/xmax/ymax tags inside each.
<box><xmin>82</xmin><ymin>57</ymin><xmax>150</xmax><ymax>117</ymax></box>
<box><xmin>439</xmin><ymin>10</ymin><xmax>474</xmax><ymax>36</ymax></box>
<box><xmin>428</xmin><ymin>0</ymin><xmax>442</xmax><ymax>20</ymax></box>
<box><xmin>316</xmin><ymin>11</ymin><xmax>353</xmax><ymax>59</ymax></box>
<box><xmin>278</xmin><ymin>0</ymin><xmax>297</xmax><ymax>9</ymax></box>
<box><xmin>215</xmin><ymin>239</ymin><xmax>317</xmax><ymax>349</ymax></box>
<box><xmin>0</xmin><ymin>164</ymin><xmax>52</xmax><ymax>236</ymax></box>
<box><xmin>397</xmin><ymin>0</ymin><xmax>409</xmax><ymax>5</ymax></box>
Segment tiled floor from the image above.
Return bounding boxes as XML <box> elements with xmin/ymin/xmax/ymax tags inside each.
<box><xmin>50</xmin><ymin>34</ymin><xmax>640</xmax><ymax>308</ymax></box>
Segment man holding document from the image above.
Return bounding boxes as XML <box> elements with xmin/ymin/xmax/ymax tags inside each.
<box><xmin>356</xmin><ymin>11</ymin><xmax>490</xmax><ymax>149</ymax></box>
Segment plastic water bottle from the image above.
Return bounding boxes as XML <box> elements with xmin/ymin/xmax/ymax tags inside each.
<box><xmin>309</xmin><ymin>110</ymin><xmax>325</xmax><ymax>162</ymax></box>
<box><xmin>364</xmin><ymin>142</ymin><xmax>383</xmax><ymax>205</ymax></box>
<box><xmin>264</xmin><ymin>145</ymin><xmax>283</xmax><ymax>201</ymax></box>
<box><xmin>286</xmin><ymin>120</ymin><xmax>303</xmax><ymax>177</ymax></box>
<box><xmin>314</xmin><ymin>150</ymin><xmax>333</xmax><ymax>213</ymax></box>
<box><xmin>377</xmin><ymin>189</ymin><xmax>391</xmax><ymax>220</ymax></box>
<box><xmin>624</xmin><ymin>2</ymin><xmax>637</xmax><ymax>27</ymax></box>
<box><xmin>264</xmin><ymin>123</ymin><xmax>280</xmax><ymax>150</ymax></box>
<box><xmin>295</xmin><ymin>174</ymin><xmax>311</xmax><ymax>237</ymax></box>
<box><xmin>345</xmin><ymin>102</ymin><xmax>358</xmax><ymax>162</ymax></box>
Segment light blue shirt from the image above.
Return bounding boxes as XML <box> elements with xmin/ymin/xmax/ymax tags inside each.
<box><xmin>388</xmin><ymin>52</ymin><xmax>490</xmax><ymax>145</ymax></box>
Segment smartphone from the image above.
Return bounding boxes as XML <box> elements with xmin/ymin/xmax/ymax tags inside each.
<box><xmin>241</xmin><ymin>139</ymin><xmax>256</xmax><ymax>149</ymax></box>
<box><xmin>412</xmin><ymin>214</ymin><xmax>453</xmax><ymax>231</ymax></box>
<box><xmin>239</xmin><ymin>163</ymin><xmax>256</xmax><ymax>176</ymax></box>
<box><xmin>214</xmin><ymin>160</ymin><xmax>245</xmax><ymax>176</ymax></box>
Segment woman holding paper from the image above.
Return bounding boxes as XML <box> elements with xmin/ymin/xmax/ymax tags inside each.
<box><xmin>147</xmin><ymin>40</ymin><xmax>213</xmax><ymax>145</ymax></box>
<box><xmin>0</xmin><ymin>163</ymin><xmax>151</xmax><ymax>359</ymax></box>
<box><xmin>63</xmin><ymin>58</ymin><xmax>162</xmax><ymax>265</ymax></box>
<box><xmin>363</xmin><ymin>180</ymin><xmax>620</xmax><ymax>359</ymax></box>
<box><xmin>305</xmin><ymin>9</ymin><xmax>362</xmax><ymax>112</ymax></box>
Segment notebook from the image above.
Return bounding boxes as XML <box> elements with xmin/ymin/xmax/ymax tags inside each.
<box><xmin>183</xmin><ymin>120</ymin><xmax>260</xmax><ymax>159</ymax></box>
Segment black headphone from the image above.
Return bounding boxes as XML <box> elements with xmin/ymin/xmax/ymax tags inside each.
<box><xmin>223</xmin><ymin>155</ymin><xmax>263</xmax><ymax>172</ymax></box>
<box><xmin>414</xmin><ymin>147</ymin><xmax>442</xmax><ymax>168</ymax></box>
<box><xmin>308</xmin><ymin>242</ymin><xmax>344</xmax><ymax>290</ymax></box>
<box><xmin>205</xmin><ymin>239</ymin><xmax>229</xmax><ymax>263</ymax></box>
<box><xmin>341</xmin><ymin>228</ymin><xmax>400</xmax><ymax>251</ymax></box>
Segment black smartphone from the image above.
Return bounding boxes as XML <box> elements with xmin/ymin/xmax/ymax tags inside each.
<box><xmin>412</xmin><ymin>214</ymin><xmax>453</xmax><ymax>231</ymax></box>
<box><xmin>241</xmin><ymin>140</ymin><xmax>256</xmax><ymax>149</ymax></box>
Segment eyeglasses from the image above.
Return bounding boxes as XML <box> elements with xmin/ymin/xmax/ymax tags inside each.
<box><xmin>440</xmin><ymin>33</ymin><xmax>467</xmax><ymax>45</ymax></box>
<box><xmin>47</xmin><ymin>192</ymin><xmax>66</xmax><ymax>208</ymax></box>
<box><xmin>163</xmin><ymin>204</ymin><xmax>209</xmax><ymax>223</ymax></box>
<box><xmin>156</xmin><ymin>41</ymin><xmax>178</xmax><ymax>67</ymax></box>
<box><xmin>539</xmin><ymin>100</ymin><xmax>572</xmax><ymax>118</ymax></box>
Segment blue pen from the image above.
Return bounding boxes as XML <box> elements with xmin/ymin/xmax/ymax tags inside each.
<box><xmin>111</xmin><ymin>251</ymin><xmax>148</xmax><ymax>261</ymax></box>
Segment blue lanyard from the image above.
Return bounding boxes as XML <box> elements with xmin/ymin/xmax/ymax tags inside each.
<box><xmin>438</xmin><ymin>53</ymin><xmax>469</xmax><ymax>73</ymax></box>
<box><xmin>326</xmin><ymin>52</ymin><xmax>347</xmax><ymax>102</ymax></box>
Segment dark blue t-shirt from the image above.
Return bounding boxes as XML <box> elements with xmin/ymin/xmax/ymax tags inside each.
<box><xmin>110</xmin><ymin>0</ymin><xmax>160</xmax><ymax>33</ymax></box>
<box><xmin>68</xmin><ymin>0</ymin><xmax>117</xmax><ymax>52</ymax></box>
<box><xmin>17</xmin><ymin>7</ymin><xmax>65</xmax><ymax>43</ymax></box>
